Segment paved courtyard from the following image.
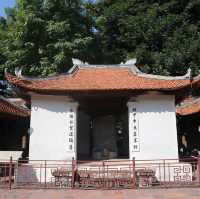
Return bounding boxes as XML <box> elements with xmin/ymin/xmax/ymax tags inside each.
<box><xmin>0</xmin><ymin>188</ymin><xmax>200</xmax><ymax>199</ymax></box>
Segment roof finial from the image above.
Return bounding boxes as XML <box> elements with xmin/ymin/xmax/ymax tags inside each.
<box><xmin>14</xmin><ymin>66</ymin><xmax>24</xmax><ymax>78</ymax></box>
<box><xmin>187</xmin><ymin>68</ymin><xmax>192</xmax><ymax>80</ymax></box>
<box><xmin>72</xmin><ymin>58</ymin><xmax>88</xmax><ymax>65</ymax></box>
<box><xmin>121</xmin><ymin>58</ymin><xmax>137</xmax><ymax>65</ymax></box>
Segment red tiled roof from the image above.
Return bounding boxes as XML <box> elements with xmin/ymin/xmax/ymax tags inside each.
<box><xmin>0</xmin><ymin>97</ymin><xmax>30</xmax><ymax>117</ymax></box>
<box><xmin>176</xmin><ymin>98</ymin><xmax>200</xmax><ymax>116</ymax></box>
<box><xmin>5</xmin><ymin>66</ymin><xmax>200</xmax><ymax>93</ymax></box>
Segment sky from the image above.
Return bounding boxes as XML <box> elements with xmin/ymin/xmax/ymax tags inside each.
<box><xmin>0</xmin><ymin>0</ymin><xmax>16</xmax><ymax>17</ymax></box>
<box><xmin>0</xmin><ymin>0</ymin><xmax>96</xmax><ymax>17</ymax></box>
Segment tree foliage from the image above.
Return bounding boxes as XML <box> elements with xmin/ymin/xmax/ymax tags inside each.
<box><xmin>0</xmin><ymin>0</ymin><xmax>200</xmax><ymax>76</ymax></box>
<box><xmin>92</xmin><ymin>0</ymin><xmax>200</xmax><ymax>75</ymax></box>
<box><xmin>1</xmin><ymin>0</ymin><xmax>94</xmax><ymax>76</ymax></box>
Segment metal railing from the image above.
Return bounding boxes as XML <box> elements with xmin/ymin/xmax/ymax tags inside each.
<box><xmin>0</xmin><ymin>157</ymin><xmax>200</xmax><ymax>189</ymax></box>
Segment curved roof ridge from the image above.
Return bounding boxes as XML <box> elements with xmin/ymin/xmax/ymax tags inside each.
<box><xmin>5</xmin><ymin>64</ymin><xmax>193</xmax><ymax>81</ymax></box>
<box><xmin>5</xmin><ymin>65</ymin><xmax>199</xmax><ymax>93</ymax></box>
<box><xmin>134</xmin><ymin>69</ymin><xmax>191</xmax><ymax>80</ymax></box>
<box><xmin>0</xmin><ymin>96</ymin><xmax>30</xmax><ymax>117</ymax></box>
<box><xmin>177</xmin><ymin>97</ymin><xmax>200</xmax><ymax>108</ymax></box>
<box><xmin>0</xmin><ymin>96</ymin><xmax>30</xmax><ymax>112</ymax></box>
<box><xmin>5</xmin><ymin>68</ymin><xmax>71</xmax><ymax>81</ymax></box>
<box><xmin>75</xmin><ymin>64</ymin><xmax>192</xmax><ymax>80</ymax></box>
<box><xmin>176</xmin><ymin>97</ymin><xmax>200</xmax><ymax>116</ymax></box>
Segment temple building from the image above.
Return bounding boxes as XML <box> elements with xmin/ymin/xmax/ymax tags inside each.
<box><xmin>176</xmin><ymin>96</ymin><xmax>200</xmax><ymax>157</ymax></box>
<box><xmin>0</xmin><ymin>96</ymin><xmax>30</xmax><ymax>160</ymax></box>
<box><xmin>5</xmin><ymin>61</ymin><xmax>200</xmax><ymax>161</ymax></box>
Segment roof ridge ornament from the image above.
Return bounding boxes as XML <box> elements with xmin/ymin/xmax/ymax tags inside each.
<box><xmin>120</xmin><ymin>58</ymin><xmax>137</xmax><ymax>65</ymax></box>
<box><xmin>187</xmin><ymin>68</ymin><xmax>192</xmax><ymax>79</ymax></box>
<box><xmin>72</xmin><ymin>58</ymin><xmax>88</xmax><ymax>66</ymax></box>
<box><xmin>68</xmin><ymin>58</ymin><xmax>89</xmax><ymax>74</ymax></box>
<box><xmin>119</xmin><ymin>58</ymin><xmax>143</xmax><ymax>74</ymax></box>
<box><xmin>135</xmin><ymin>67</ymin><xmax>193</xmax><ymax>80</ymax></box>
<box><xmin>14</xmin><ymin>66</ymin><xmax>24</xmax><ymax>78</ymax></box>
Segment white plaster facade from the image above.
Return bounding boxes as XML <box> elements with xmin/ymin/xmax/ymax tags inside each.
<box><xmin>29</xmin><ymin>95</ymin><xmax>78</xmax><ymax>161</ymax></box>
<box><xmin>15</xmin><ymin>92</ymin><xmax>182</xmax><ymax>184</ymax></box>
<box><xmin>29</xmin><ymin>93</ymin><xmax>178</xmax><ymax>161</ymax></box>
<box><xmin>128</xmin><ymin>94</ymin><xmax>178</xmax><ymax>160</ymax></box>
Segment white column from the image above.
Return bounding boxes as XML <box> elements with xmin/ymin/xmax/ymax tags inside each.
<box><xmin>127</xmin><ymin>101</ymin><xmax>140</xmax><ymax>160</ymax></box>
<box><xmin>66</xmin><ymin>102</ymin><xmax>79</xmax><ymax>160</ymax></box>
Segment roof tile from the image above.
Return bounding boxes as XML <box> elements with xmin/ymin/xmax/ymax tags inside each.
<box><xmin>0</xmin><ymin>97</ymin><xmax>30</xmax><ymax>117</ymax></box>
<box><xmin>5</xmin><ymin>67</ymin><xmax>199</xmax><ymax>93</ymax></box>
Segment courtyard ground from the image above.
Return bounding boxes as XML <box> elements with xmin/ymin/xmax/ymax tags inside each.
<box><xmin>0</xmin><ymin>188</ymin><xmax>200</xmax><ymax>199</ymax></box>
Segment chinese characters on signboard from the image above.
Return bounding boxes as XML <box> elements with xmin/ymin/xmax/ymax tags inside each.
<box><xmin>131</xmin><ymin>106</ymin><xmax>140</xmax><ymax>152</ymax></box>
<box><xmin>67</xmin><ymin>108</ymin><xmax>75</xmax><ymax>152</ymax></box>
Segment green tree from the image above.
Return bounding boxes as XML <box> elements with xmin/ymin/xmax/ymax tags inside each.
<box><xmin>0</xmin><ymin>16</ymin><xmax>8</xmax><ymax>78</ymax></box>
<box><xmin>2</xmin><ymin>0</ymin><xmax>200</xmax><ymax>77</ymax></box>
<box><xmin>3</xmin><ymin>0</ymin><xmax>94</xmax><ymax>76</ymax></box>
<box><xmin>93</xmin><ymin>0</ymin><xmax>200</xmax><ymax>75</ymax></box>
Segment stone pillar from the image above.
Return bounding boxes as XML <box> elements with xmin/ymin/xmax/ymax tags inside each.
<box><xmin>127</xmin><ymin>101</ymin><xmax>140</xmax><ymax>160</ymax></box>
<box><xmin>66</xmin><ymin>102</ymin><xmax>79</xmax><ymax>160</ymax></box>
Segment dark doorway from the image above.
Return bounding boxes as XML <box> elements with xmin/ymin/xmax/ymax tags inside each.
<box><xmin>0</xmin><ymin>116</ymin><xmax>30</xmax><ymax>159</ymax></box>
<box><xmin>77</xmin><ymin>97</ymin><xmax>129</xmax><ymax>160</ymax></box>
<box><xmin>177</xmin><ymin>113</ymin><xmax>200</xmax><ymax>158</ymax></box>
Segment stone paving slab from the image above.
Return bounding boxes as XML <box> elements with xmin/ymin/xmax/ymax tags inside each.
<box><xmin>0</xmin><ymin>188</ymin><xmax>200</xmax><ymax>199</ymax></box>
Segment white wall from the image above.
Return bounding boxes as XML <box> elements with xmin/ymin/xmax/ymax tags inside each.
<box><xmin>30</xmin><ymin>93</ymin><xmax>178</xmax><ymax>161</ymax></box>
<box><xmin>128</xmin><ymin>94</ymin><xmax>178</xmax><ymax>160</ymax></box>
<box><xmin>29</xmin><ymin>95</ymin><xmax>78</xmax><ymax>160</ymax></box>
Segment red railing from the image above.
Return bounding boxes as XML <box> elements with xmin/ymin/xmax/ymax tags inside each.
<box><xmin>0</xmin><ymin>157</ymin><xmax>200</xmax><ymax>189</ymax></box>
<box><xmin>0</xmin><ymin>157</ymin><xmax>14</xmax><ymax>189</ymax></box>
